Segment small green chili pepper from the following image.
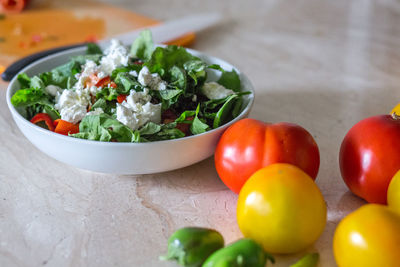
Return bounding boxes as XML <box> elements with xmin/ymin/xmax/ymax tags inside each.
<box><xmin>160</xmin><ymin>227</ymin><xmax>224</xmax><ymax>267</ymax></box>
<box><xmin>202</xmin><ymin>238</ymin><xmax>275</xmax><ymax>267</ymax></box>
<box><xmin>290</xmin><ymin>253</ymin><xmax>319</xmax><ymax>267</ymax></box>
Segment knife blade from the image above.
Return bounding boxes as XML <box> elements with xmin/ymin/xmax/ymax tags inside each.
<box><xmin>1</xmin><ymin>13</ymin><xmax>221</xmax><ymax>82</ymax></box>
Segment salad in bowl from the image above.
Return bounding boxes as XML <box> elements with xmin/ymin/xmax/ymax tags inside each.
<box><xmin>11</xmin><ymin>30</ymin><xmax>251</xmax><ymax>143</ymax></box>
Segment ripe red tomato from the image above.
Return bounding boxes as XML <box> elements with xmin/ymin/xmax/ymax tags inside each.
<box><xmin>214</xmin><ymin>118</ymin><xmax>320</xmax><ymax>193</ymax></box>
<box><xmin>339</xmin><ymin>114</ymin><xmax>400</xmax><ymax>204</ymax></box>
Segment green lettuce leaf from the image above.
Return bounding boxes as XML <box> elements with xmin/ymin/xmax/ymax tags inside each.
<box><xmin>17</xmin><ymin>73</ymin><xmax>31</xmax><ymax>88</ymax></box>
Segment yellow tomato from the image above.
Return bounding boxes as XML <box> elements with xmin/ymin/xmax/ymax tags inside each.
<box><xmin>391</xmin><ymin>102</ymin><xmax>400</xmax><ymax>116</ymax></box>
<box><xmin>388</xmin><ymin>170</ymin><xmax>400</xmax><ymax>213</ymax></box>
<box><xmin>333</xmin><ymin>204</ymin><xmax>400</xmax><ymax>267</ymax></box>
<box><xmin>236</xmin><ymin>163</ymin><xmax>327</xmax><ymax>254</ymax></box>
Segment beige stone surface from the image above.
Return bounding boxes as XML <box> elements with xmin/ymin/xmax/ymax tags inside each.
<box><xmin>2</xmin><ymin>0</ymin><xmax>400</xmax><ymax>266</ymax></box>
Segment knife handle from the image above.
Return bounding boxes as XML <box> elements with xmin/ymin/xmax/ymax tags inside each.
<box><xmin>1</xmin><ymin>43</ymin><xmax>87</xmax><ymax>82</ymax></box>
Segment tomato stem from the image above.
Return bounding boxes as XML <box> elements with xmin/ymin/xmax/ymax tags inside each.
<box><xmin>391</xmin><ymin>112</ymin><xmax>400</xmax><ymax>120</ymax></box>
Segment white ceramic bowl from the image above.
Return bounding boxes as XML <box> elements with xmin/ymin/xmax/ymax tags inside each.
<box><xmin>6</xmin><ymin>47</ymin><xmax>254</xmax><ymax>174</ymax></box>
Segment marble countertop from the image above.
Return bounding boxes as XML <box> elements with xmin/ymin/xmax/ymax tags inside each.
<box><xmin>2</xmin><ymin>0</ymin><xmax>400</xmax><ymax>266</ymax></box>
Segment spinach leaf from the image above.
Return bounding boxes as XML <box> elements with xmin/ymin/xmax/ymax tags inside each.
<box><xmin>111</xmin><ymin>64</ymin><xmax>142</xmax><ymax>80</ymax></box>
<box><xmin>130</xmin><ymin>29</ymin><xmax>154</xmax><ymax>61</ymax></box>
<box><xmin>72</xmin><ymin>113</ymin><xmax>137</xmax><ymax>142</ymax></box>
<box><xmin>218</xmin><ymin>69</ymin><xmax>241</xmax><ymax>92</ymax></box>
<box><xmin>114</xmin><ymin>72</ymin><xmax>143</xmax><ymax>93</ymax></box>
<box><xmin>207</xmin><ymin>64</ymin><xmax>241</xmax><ymax>92</ymax></box>
<box><xmin>91</xmin><ymin>98</ymin><xmax>116</xmax><ymax>114</ymax></box>
<box><xmin>135</xmin><ymin>121</ymin><xmax>185</xmax><ymax>142</ymax></box>
<box><xmin>213</xmin><ymin>94</ymin><xmax>238</xmax><ymax>128</ymax></box>
<box><xmin>86</xmin><ymin>43</ymin><xmax>103</xmax><ymax>55</ymax></box>
<box><xmin>190</xmin><ymin>104</ymin><xmax>209</xmax><ymax>135</ymax></box>
<box><xmin>146</xmin><ymin>45</ymin><xmax>200</xmax><ymax>77</ymax></box>
<box><xmin>231</xmin><ymin>97</ymin><xmax>243</xmax><ymax>118</ymax></box>
<box><xmin>175</xmin><ymin>110</ymin><xmax>196</xmax><ymax>123</ymax></box>
<box><xmin>154</xmin><ymin>89</ymin><xmax>183</xmax><ymax>110</ymax></box>
<box><xmin>183</xmin><ymin>60</ymin><xmax>207</xmax><ymax>86</ymax></box>
<box><xmin>168</xmin><ymin>66</ymin><xmax>187</xmax><ymax>91</ymax></box>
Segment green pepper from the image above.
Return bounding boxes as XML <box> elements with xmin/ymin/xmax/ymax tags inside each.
<box><xmin>290</xmin><ymin>253</ymin><xmax>319</xmax><ymax>267</ymax></box>
<box><xmin>160</xmin><ymin>227</ymin><xmax>224</xmax><ymax>267</ymax></box>
<box><xmin>202</xmin><ymin>238</ymin><xmax>275</xmax><ymax>267</ymax></box>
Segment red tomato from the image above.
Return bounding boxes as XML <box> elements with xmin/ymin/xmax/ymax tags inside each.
<box><xmin>340</xmin><ymin>115</ymin><xmax>400</xmax><ymax>204</ymax></box>
<box><xmin>214</xmin><ymin>118</ymin><xmax>320</xmax><ymax>193</ymax></box>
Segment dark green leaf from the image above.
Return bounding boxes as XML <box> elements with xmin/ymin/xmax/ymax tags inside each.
<box><xmin>217</xmin><ymin>69</ymin><xmax>241</xmax><ymax>92</ymax></box>
<box><xmin>146</xmin><ymin>45</ymin><xmax>200</xmax><ymax>77</ymax></box>
<box><xmin>184</xmin><ymin>60</ymin><xmax>207</xmax><ymax>86</ymax></box>
<box><xmin>17</xmin><ymin>73</ymin><xmax>31</xmax><ymax>88</ymax></box>
<box><xmin>91</xmin><ymin>98</ymin><xmax>116</xmax><ymax>114</ymax></box>
<box><xmin>114</xmin><ymin>72</ymin><xmax>143</xmax><ymax>93</ymax></box>
<box><xmin>175</xmin><ymin>110</ymin><xmax>196</xmax><ymax>123</ymax></box>
<box><xmin>190</xmin><ymin>104</ymin><xmax>209</xmax><ymax>134</ymax></box>
<box><xmin>168</xmin><ymin>66</ymin><xmax>187</xmax><ymax>90</ymax></box>
<box><xmin>111</xmin><ymin>64</ymin><xmax>142</xmax><ymax>80</ymax></box>
<box><xmin>231</xmin><ymin>97</ymin><xmax>243</xmax><ymax>118</ymax></box>
<box><xmin>130</xmin><ymin>30</ymin><xmax>154</xmax><ymax>61</ymax></box>
<box><xmin>213</xmin><ymin>94</ymin><xmax>238</xmax><ymax>128</ymax></box>
<box><xmin>86</xmin><ymin>43</ymin><xmax>103</xmax><ymax>55</ymax></box>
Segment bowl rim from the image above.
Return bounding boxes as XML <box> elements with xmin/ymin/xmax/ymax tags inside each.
<box><xmin>6</xmin><ymin>45</ymin><xmax>255</xmax><ymax>147</ymax></box>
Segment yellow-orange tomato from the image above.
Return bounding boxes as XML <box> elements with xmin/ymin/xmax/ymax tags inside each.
<box><xmin>236</xmin><ymin>163</ymin><xmax>327</xmax><ymax>254</ymax></box>
<box><xmin>333</xmin><ymin>204</ymin><xmax>400</xmax><ymax>267</ymax></box>
<box><xmin>391</xmin><ymin>102</ymin><xmax>400</xmax><ymax>116</ymax></box>
<box><xmin>388</xmin><ymin>170</ymin><xmax>400</xmax><ymax>213</ymax></box>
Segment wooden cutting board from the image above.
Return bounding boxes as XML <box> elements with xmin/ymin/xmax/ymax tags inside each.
<box><xmin>0</xmin><ymin>0</ymin><xmax>195</xmax><ymax>74</ymax></box>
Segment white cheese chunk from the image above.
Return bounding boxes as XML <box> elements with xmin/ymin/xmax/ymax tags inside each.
<box><xmin>138</xmin><ymin>66</ymin><xmax>167</xmax><ymax>91</ymax></box>
<box><xmin>201</xmin><ymin>82</ymin><xmax>235</xmax><ymax>100</ymax></box>
<box><xmin>74</xmin><ymin>60</ymin><xmax>99</xmax><ymax>91</ymax></box>
<box><xmin>55</xmin><ymin>89</ymin><xmax>88</xmax><ymax>124</ymax></box>
<box><xmin>100</xmin><ymin>39</ymin><xmax>129</xmax><ymax>75</ymax></box>
<box><xmin>86</xmin><ymin>108</ymin><xmax>104</xmax><ymax>117</ymax></box>
<box><xmin>116</xmin><ymin>89</ymin><xmax>161</xmax><ymax>130</ymax></box>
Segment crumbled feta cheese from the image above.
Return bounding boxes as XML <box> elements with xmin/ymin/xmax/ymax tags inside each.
<box><xmin>192</xmin><ymin>94</ymin><xmax>197</xmax><ymax>102</ymax></box>
<box><xmin>74</xmin><ymin>60</ymin><xmax>99</xmax><ymax>91</ymax></box>
<box><xmin>97</xmin><ymin>71</ymin><xmax>106</xmax><ymax>79</ymax></box>
<box><xmin>100</xmin><ymin>39</ymin><xmax>129</xmax><ymax>75</ymax></box>
<box><xmin>55</xmin><ymin>89</ymin><xmax>89</xmax><ymax>124</ymax></box>
<box><xmin>45</xmin><ymin>85</ymin><xmax>61</xmax><ymax>97</ymax></box>
<box><xmin>201</xmin><ymin>82</ymin><xmax>235</xmax><ymax>100</ymax></box>
<box><xmin>138</xmin><ymin>66</ymin><xmax>167</xmax><ymax>91</ymax></box>
<box><xmin>116</xmin><ymin>89</ymin><xmax>161</xmax><ymax>130</ymax></box>
<box><xmin>86</xmin><ymin>107</ymin><xmax>104</xmax><ymax>116</ymax></box>
<box><xmin>129</xmin><ymin>70</ymin><xmax>138</xmax><ymax>77</ymax></box>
